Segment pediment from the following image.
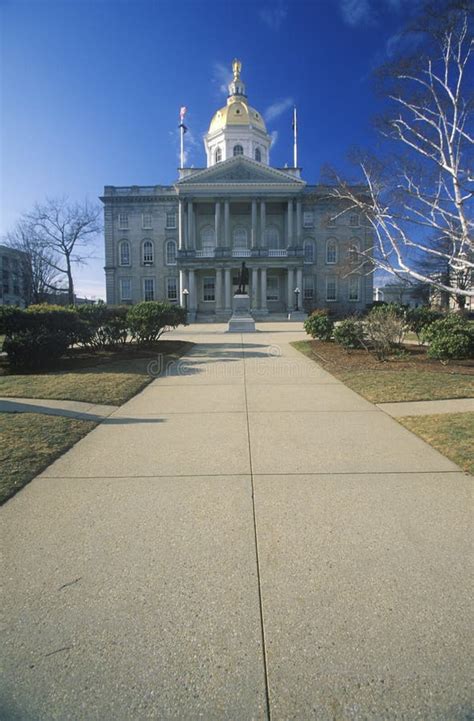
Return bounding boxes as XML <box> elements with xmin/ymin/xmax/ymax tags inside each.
<box><xmin>176</xmin><ymin>157</ymin><xmax>305</xmax><ymax>187</ymax></box>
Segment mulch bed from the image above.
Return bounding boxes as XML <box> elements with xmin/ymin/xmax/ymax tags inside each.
<box><xmin>303</xmin><ymin>340</ymin><xmax>474</xmax><ymax>375</ymax></box>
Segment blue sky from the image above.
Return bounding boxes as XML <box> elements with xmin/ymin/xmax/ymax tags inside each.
<box><xmin>1</xmin><ymin>0</ymin><xmax>416</xmax><ymax>298</ymax></box>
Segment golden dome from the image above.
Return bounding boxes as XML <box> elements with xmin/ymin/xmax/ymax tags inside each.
<box><xmin>209</xmin><ymin>100</ymin><xmax>267</xmax><ymax>134</ymax></box>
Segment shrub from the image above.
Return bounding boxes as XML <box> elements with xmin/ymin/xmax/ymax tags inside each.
<box><xmin>3</xmin><ymin>329</ymin><xmax>70</xmax><ymax>370</ymax></box>
<box><xmin>303</xmin><ymin>309</ymin><xmax>334</xmax><ymax>341</ymax></box>
<box><xmin>76</xmin><ymin>304</ymin><xmax>129</xmax><ymax>349</ymax></box>
<box><xmin>333</xmin><ymin>317</ymin><xmax>365</xmax><ymax>350</ymax></box>
<box><xmin>364</xmin><ymin>306</ymin><xmax>406</xmax><ymax>360</ymax></box>
<box><xmin>422</xmin><ymin>315</ymin><xmax>474</xmax><ymax>361</ymax></box>
<box><xmin>406</xmin><ymin>307</ymin><xmax>443</xmax><ymax>343</ymax></box>
<box><xmin>127</xmin><ymin>302</ymin><xmax>187</xmax><ymax>345</ymax></box>
<box><xmin>1</xmin><ymin>305</ymin><xmax>85</xmax><ymax>369</ymax></box>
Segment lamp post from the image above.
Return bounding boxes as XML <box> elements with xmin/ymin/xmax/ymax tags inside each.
<box><xmin>294</xmin><ymin>286</ymin><xmax>300</xmax><ymax>312</ymax></box>
<box><xmin>183</xmin><ymin>288</ymin><xmax>189</xmax><ymax>310</ymax></box>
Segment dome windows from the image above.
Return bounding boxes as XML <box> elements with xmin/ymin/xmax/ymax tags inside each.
<box><xmin>233</xmin><ymin>144</ymin><xmax>244</xmax><ymax>157</ymax></box>
<box><xmin>255</xmin><ymin>147</ymin><xmax>262</xmax><ymax>162</ymax></box>
<box><xmin>215</xmin><ymin>147</ymin><xmax>222</xmax><ymax>164</ymax></box>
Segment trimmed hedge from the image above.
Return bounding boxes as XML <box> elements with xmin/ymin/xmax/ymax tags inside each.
<box><xmin>421</xmin><ymin>314</ymin><xmax>474</xmax><ymax>361</ymax></box>
<box><xmin>1</xmin><ymin>301</ymin><xmax>187</xmax><ymax>369</ymax></box>
<box><xmin>303</xmin><ymin>309</ymin><xmax>334</xmax><ymax>341</ymax></box>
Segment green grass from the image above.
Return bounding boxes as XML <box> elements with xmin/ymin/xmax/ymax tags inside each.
<box><xmin>336</xmin><ymin>370</ymin><xmax>474</xmax><ymax>403</ymax></box>
<box><xmin>398</xmin><ymin>413</ymin><xmax>474</xmax><ymax>475</ymax></box>
<box><xmin>292</xmin><ymin>340</ymin><xmax>474</xmax><ymax>403</ymax></box>
<box><xmin>0</xmin><ymin>340</ymin><xmax>192</xmax><ymax>405</ymax></box>
<box><xmin>0</xmin><ymin>413</ymin><xmax>96</xmax><ymax>504</ymax></box>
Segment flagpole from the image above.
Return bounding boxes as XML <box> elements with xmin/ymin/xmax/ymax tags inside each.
<box><xmin>293</xmin><ymin>106</ymin><xmax>298</xmax><ymax>168</ymax></box>
<box><xmin>179</xmin><ymin>106</ymin><xmax>188</xmax><ymax>169</ymax></box>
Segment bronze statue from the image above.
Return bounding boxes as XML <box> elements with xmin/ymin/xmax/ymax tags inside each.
<box><xmin>236</xmin><ymin>261</ymin><xmax>249</xmax><ymax>294</ymax></box>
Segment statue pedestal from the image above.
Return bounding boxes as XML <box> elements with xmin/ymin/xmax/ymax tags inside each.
<box><xmin>227</xmin><ymin>294</ymin><xmax>256</xmax><ymax>333</ymax></box>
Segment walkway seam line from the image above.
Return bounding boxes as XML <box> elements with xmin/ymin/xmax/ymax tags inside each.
<box><xmin>242</xmin><ymin>336</ymin><xmax>272</xmax><ymax>721</ymax></box>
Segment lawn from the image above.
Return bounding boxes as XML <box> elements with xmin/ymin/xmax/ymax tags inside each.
<box><xmin>0</xmin><ymin>340</ymin><xmax>193</xmax><ymax>405</ymax></box>
<box><xmin>292</xmin><ymin>340</ymin><xmax>474</xmax><ymax>403</ymax></box>
<box><xmin>0</xmin><ymin>413</ymin><xmax>96</xmax><ymax>504</ymax></box>
<box><xmin>0</xmin><ymin>339</ymin><xmax>193</xmax><ymax>504</ymax></box>
<box><xmin>398</xmin><ymin>413</ymin><xmax>474</xmax><ymax>475</ymax></box>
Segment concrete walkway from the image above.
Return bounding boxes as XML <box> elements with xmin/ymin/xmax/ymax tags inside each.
<box><xmin>377</xmin><ymin>397</ymin><xmax>474</xmax><ymax>417</ymax></box>
<box><xmin>1</xmin><ymin>323</ymin><xmax>472</xmax><ymax>721</ymax></box>
<box><xmin>0</xmin><ymin>396</ymin><xmax>118</xmax><ymax>421</ymax></box>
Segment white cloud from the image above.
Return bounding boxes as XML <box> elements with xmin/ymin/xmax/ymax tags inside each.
<box><xmin>385</xmin><ymin>30</ymin><xmax>424</xmax><ymax>57</ymax></box>
<box><xmin>264</xmin><ymin>97</ymin><xmax>294</xmax><ymax>123</ymax></box>
<box><xmin>259</xmin><ymin>1</ymin><xmax>287</xmax><ymax>30</ymax></box>
<box><xmin>270</xmin><ymin>130</ymin><xmax>279</xmax><ymax>149</ymax></box>
<box><xmin>212</xmin><ymin>61</ymin><xmax>232</xmax><ymax>96</ymax></box>
<box><xmin>338</xmin><ymin>0</ymin><xmax>411</xmax><ymax>27</ymax></box>
<box><xmin>339</xmin><ymin>0</ymin><xmax>374</xmax><ymax>27</ymax></box>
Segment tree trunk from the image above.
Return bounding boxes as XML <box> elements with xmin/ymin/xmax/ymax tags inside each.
<box><xmin>66</xmin><ymin>256</ymin><xmax>75</xmax><ymax>305</ymax></box>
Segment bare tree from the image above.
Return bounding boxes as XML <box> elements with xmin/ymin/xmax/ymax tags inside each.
<box><xmin>27</xmin><ymin>197</ymin><xmax>102</xmax><ymax>304</ymax></box>
<box><xmin>328</xmin><ymin>1</ymin><xmax>473</xmax><ymax>304</ymax></box>
<box><xmin>4</xmin><ymin>219</ymin><xmax>63</xmax><ymax>304</ymax></box>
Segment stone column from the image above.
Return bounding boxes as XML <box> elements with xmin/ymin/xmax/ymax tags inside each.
<box><xmin>260</xmin><ymin>267</ymin><xmax>267</xmax><ymax>311</ymax></box>
<box><xmin>189</xmin><ymin>269</ymin><xmax>196</xmax><ymax>311</ymax></box>
<box><xmin>187</xmin><ymin>201</ymin><xmax>194</xmax><ymax>249</ymax></box>
<box><xmin>224</xmin><ymin>200</ymin><xmax>230</xmax><ymax>247</ymax></box>
<box><xmin>251</xmin><ymin>266</ymin><xmax>259</xmax><ymax>309</ymax></box>
<box><xmin>179</xmin><ymin>269</ymin><xmax>188</xmax><ymax>306</ymax></box>
<box><xmin>251</xmin><ymin>199</ymin><xmax>257</xmax><ymax>248</ymax></box>
<box><xmin>178</xmin><ymin>199</ymin><xmax>185</xmax><ymax>250</ymax></box>
<box><xmin>260</xmin><ymin>200</ymin><xmax>266</xmax><ymax>246</ymax></box>
<box><xmin>287</xmin><ymin>267</ymin><xmax>294</xmax><ymax>310</ymax></box>
<box><xmin>215</xmin><ymin>201</ymin><xmax>221</xmax><ymax>247</ymax></box>
<box><xmin>215</xmin><ymin>267</ymin><xmax>223</xmax><ymax>311</ymax></box>
<box><xmin>224</xmin><ymin>268</ymin><xmax>232</xmax><ymax>310</ymax></box>
<box><xmin>296</xmin><ymin>200</ymin><xmax>302</xmax><ymax>247</ymax></box>
<box><xmin>296</xmin><ymin>267</ymin><xmax>303</xmax><ymax>294</ymax></box>
<box><xmin>287</xmin><ymin>199</ymin><xmax>293</xmax><ymax>246</ymax></box>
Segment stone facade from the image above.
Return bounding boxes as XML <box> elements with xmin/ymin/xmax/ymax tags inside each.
<box><xmin>101</xmin><ymin>61</ymin><xmax>373</xmax><ymax>318</ymax></box>
<box><xmin>0</xmin><ymin>244</ymin><xmax>28</xmax><ymax>307</ymax></box>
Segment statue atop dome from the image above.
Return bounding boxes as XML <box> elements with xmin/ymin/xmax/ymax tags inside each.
<box><xmin>232</xmin><ymin>59</ymin><xmax>242</xmax><ymax>81</ymax></box>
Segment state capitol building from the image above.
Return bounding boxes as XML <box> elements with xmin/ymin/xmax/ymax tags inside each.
<box><xmin>101</xmin><ymin>60</ymin><xmax>373</xmax><ymax>319</ymax></box>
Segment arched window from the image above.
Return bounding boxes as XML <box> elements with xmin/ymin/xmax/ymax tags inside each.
<box><xmin>255</xmin><ymin>147</ymin><xmax>262</xmax><ymax>162</ymax></box>
<box><xmin>215</xmin><ymin>147</ymin><xmax>222</xmax><ymax>163</ymax></box>
<box><xmin>166</xmin><ymin>239</ymin><xmax>177</xmax><ymax>265</ymax></box>
<box><xmin>142</xmin><ymin>240</ymin><xmax>154</xmax><ymax>265</ymax></box>
<box><xmin>264</xmin><ymin>226</ymin><xmax>280</xmax><ymax>248</ymax></box>
<box><xmin>326</xmin><ymin>238</ymin><xmax>337</xmax><ymax>264</ymax></box>
<box><xmin>119</xmin><ymin>240</ymin><xmax>130</xmax><ymax>266</ymax></box>
<box><xmin>233</xmin><ymin>144</ymin><xmax>244</xmax><ymax>157</ymax></box>
<box><xmin>233</xmin><ymin>226</ymin><xmax>248</xmax><ymax>249</ymax></box>
<box><xmin>201</xmin><ymin>226</ymin><xmax>215</xmax><ymax>251</ymax></box>
<box><xmin>304</xmin><ymin>240</ymin><xmax>315</xmax><ymax>264</ymax></box>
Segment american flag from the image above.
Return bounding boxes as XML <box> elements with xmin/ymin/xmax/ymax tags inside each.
<box><xmin>180</xmin><ymin>106</ymin><xmax>187</xmax><ymax>121</ymax></box>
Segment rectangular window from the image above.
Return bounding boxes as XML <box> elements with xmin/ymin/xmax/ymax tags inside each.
<box><xmin>348</xmin><ymin>276</ymin><xmax>360</xmax><ymax>301</ymax></box>
<box><xmin>118</xmin><ymin>213</ymin><xmax>129</xmax><ymax>229</ymax></box>
<box><xmin>143</xmin><ymin>278</ymin><xmax>155</xmax><ymax>301</ymax></box>
<box><xmin>203</xmin><ymin>276</ymin><xmax>215</xmax><ymax>301</ymax></box>
<box><xmin>303</xmin><ymin>211</ymin><xmax>314</xmax><ymax>228</ymax></box>
<box><xmin>326</xmin><ymin>277</ymin><xmax>337</xmax><ymax>301</ymax></box>
<box><xmin>120</xmin><ymin>278</ymin><xmax>132</xmax><ymax>301</ymax></box>
<box><xmin>167</xmin><ymin>277</ymin><xmax>178</xmax><ymax>302</ymax></box>
<box><xmin>166</xmin><ymin>212</ymin><xmax>177</xmax><ymax>229</ymax></box>
<box><xmin>349</xmin><ymin>213</ymin><xmax>359</xmax><ymax>227</ymax></box>
<box><xmin>303</xmin><ymin>276</ymin><xmax>314</xmax><ymax>300</ymax></box>
<box><xmin>266</xmin><ymin>276</ymin><xmax>279</xmax><ymax>301</ymax></box>
<box><xmin>142</xmin><ymin>213</ymin><xmax>152</xmax><ymax>229</ymax></box>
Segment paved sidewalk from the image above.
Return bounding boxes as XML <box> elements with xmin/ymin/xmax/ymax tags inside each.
<box><xmin>1</xmin><ymin>323</ymin><xmax>472</xmax><ymax>721</ymax></box>
<box><xmin>0</xmin><ymin>396</ymin><xmax>118</xmax><ymax>421</ymax></box>
<box><xmin>377</xmin><ymin>397</ymin><xmax>474</xmax><ymax>417</ymax></box>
